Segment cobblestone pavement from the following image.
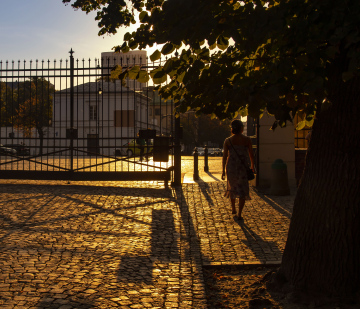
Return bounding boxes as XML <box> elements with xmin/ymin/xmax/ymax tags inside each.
<box><xmin>0</xmin><ymin>158</ymin><xmax>296</xmax><ymax>308</ymax></box>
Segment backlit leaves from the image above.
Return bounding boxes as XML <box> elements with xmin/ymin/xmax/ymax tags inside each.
<box><xmin>163</xmin><ymin>58</ymin><xmax>180</xmax><ymax>77</ymax></box>
<box><xmin>110</xmin><ymin>65</ymin><xmax>123</xmax><ymax>80</ymax></box>
<box><xmin>150</xmin><ymin>50</ymin><xmax>161</xmax><ymax>62</ymax></box>
<box><xmin>124</xmin><ymin>32</ymin><xmax>132</xmax><ymax>41</ymax></box>
<box><xmin>150</xmin><ymin>67</ymin><xmax>167</xmax><ymax>84</ymax></box>
<box><xmin>139</xmin><ymin>11</ymin><xmax>149</xmax><ymax>23</ymax></box>
<box><xmin>137</xmin><ymin>70</ymin><xmax>150</xmax><ymax>83</ymax></box>
<box><xmin>296</xmin><ymin>120</ymin><xmax>306</xmax><ymax>130</ymax></box>
<box><xmin>217</xmin><ymin>35</ymin><xmax>229</xmax><ymax>50</ymax></box>
<box><xmin>128</xmin><ymin>66</ymin><xmax>141</xmax><ymax>79</ymax></box>
<box><xmin>161</xmin><ymin>43</ymin><xmax>175</xmax><ymax>55</ymax></box>
<box><xmin>63</xmin><ymin>0</ymin><xmax>360</xmax><ymax>123</ymax></box>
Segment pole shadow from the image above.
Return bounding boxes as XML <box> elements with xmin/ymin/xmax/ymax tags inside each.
<box><xmin>0</xmin><ymin>182</ymin><xmax>174</xmax><ymax>307</ymax></box>
<box><xmin>201</xmin><ymin>172</ymin><xmax>222</xmax><ymax>181</ymax></box>
<box><xmin>118</xmin><ymin>209</ymin><xmax>179</xmax><ymax>284</ymax></box>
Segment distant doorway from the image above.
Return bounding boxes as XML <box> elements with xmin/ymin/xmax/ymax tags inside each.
<box><xmin>87</xmin><ymin>134</ymin><xmax>99</xmax><ymax>155</ymax></box>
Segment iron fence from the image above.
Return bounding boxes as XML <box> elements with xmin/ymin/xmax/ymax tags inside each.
<box><xmin>0</xmin><ymin>49</ymin><xmax>180</xmax><ymax>187</ymax></box>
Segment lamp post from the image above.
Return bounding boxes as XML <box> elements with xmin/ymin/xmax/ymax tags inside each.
<box><xmin>95</xmin><ymin>84</ymin><xmax>102</xmax><ymax>155</ymax></box>
<box><xmin>97</xmin><ymin>86</ymin><xmax>102</xmax><ymax>133</ymax></box>
<box><xmin>160</xmin><ymin>114</ymin><xmax>173</xmax><ymax>136</ymax></box>
<box><xmin>98</xmin><ymin>86</ymin><xmax>102</xmax><ymax>153</ymax></box>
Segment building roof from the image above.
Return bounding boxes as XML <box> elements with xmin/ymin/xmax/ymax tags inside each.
<box><xmin>56</xmin><ymin>81</ymin><xmax>151</xmax><ymax>100</ymax></box>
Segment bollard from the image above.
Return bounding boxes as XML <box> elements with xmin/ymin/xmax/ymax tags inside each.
<box><xmin>193</xmin><ymin>147</ymin><xmax>199</xmax><ymax>181</ymax></box>
<box><xmin>204</xmin><ymin>145</ymin><xmax>209</xmax><ymax>172</ymax></box>
<box><xmin>270</xmin><ymin>159</ymin><xmax>290</xmax><ymax>195</ymax></box>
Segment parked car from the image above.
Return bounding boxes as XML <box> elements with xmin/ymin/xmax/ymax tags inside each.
<box><xmin>192</xmin><ymin>147</ymin><xmax>205</xmax><ymax>156</ymax></box>
<box><xmin>207</xmin><ymin>148</ymin><xmax>216</xmax><ymax>156</ymax></box>
<box><xmin>124</xmin><ymin>139</ymin><xmax>153</xmax><ymax>157</ymax></box>
<box><xmin>192</xmin><ymin>147</ymin><xmax>223</xmax><ymax>157</ymax></box>
<box><xmin>213</xmin><ymin>148</ymin><xmax>223</xmax><ymax>157</ymax></box>
<box><xmin>0</xmin><ymin>144</ymin><xmax>16</xmax><ymax>155</ymax></box>
<box><xmin>4</xmin><ymin>144</ymin><xmax>30</xmax><ymax>156</ymax></box>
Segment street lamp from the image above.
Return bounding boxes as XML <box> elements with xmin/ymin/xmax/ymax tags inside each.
<box><xmin>97</xmin><ymin>86</ymin><xmax>102</xmax><ymax>134</ymax></box>
<box><xmin>94</xmin><ymin>84</ymin><xmax>102</xmax><ymax>155</ymax></box>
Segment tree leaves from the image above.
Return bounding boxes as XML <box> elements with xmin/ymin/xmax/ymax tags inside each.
<box><xmin>139</xmin><ymin>11</ymin><xmax>149</xmax><ymax>23</ymax></box>
<box><xmin>161</xmin><ymin>43</ymin><xmax>175</xmax><ymax>55</ymax></box>
<box><xmin>128</xmin><ymin>66</ymin><xmax>141</xmax><ymax>79</ymax></box>
<box><xmin>13</xmin><ymin>78</ymin><xmax>54</xmax><ymax>137</ymax></box>
<box><xmin>150</xmin><ymin>67</ymin><xmax>167</xmax><ymax>84</ymax></box>
<box><xmin>296</xmin><ymin>120</ymin><xmax>306</xmax><ymax>130</ymax></box>
<box><xmin>137</xmin><ymin>70</ymin><xmax>150</xmax><ymax>83</ymax></box>
<box><xmin>217</xmin><ymin>35</ymin><xmax>229</xmax><ymax>50</ymax></box>
<box><xmin>63</xmin><ymin>0</ymin><xmax>360</xmax><ymax>123</ymax></box>
<box><xmin>150</xmin><ymin>50</ymin><xmax>161</xmax><ymax>62</ymax></box>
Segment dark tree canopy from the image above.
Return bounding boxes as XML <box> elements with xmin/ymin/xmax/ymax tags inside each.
<box><xmin>0</xmin><ymin>82</ymin><xmax>16</xmax><ymax>126</ymax></box>
<box><xmin>63</xmin><ymin>0</ymin><xmax>360</xmax><ymax>302</ymax></box>
<box><xmin>63</xmin><ymin>0</ymin><xmax>360</xmax><ymax>128</ymax></box>
<box><xmin>14</xmin><ymin>78</ymin><xmax>54</xmax><ymax>136</ymax></box>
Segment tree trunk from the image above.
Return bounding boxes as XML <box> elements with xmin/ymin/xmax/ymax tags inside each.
<box><xmin>278</xmin><ymin>64</ymin><xmax>360</xmax><ymax>299</ymax></box>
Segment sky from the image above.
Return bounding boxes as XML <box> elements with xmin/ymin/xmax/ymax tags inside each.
<box><xmin>0</xmin><ymin>0</ymin><xmax>154</xmax><ymax>63</ymax></box>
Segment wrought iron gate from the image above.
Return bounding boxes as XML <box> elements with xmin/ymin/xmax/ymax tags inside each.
<box><xmin>0</xmin><ymin>49</ymin><xmax>181</xmax><ymax>187</ymax></box>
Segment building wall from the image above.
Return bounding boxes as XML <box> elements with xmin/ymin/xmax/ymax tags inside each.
<box><xmin>258</xmin><ymin>112</ymin><xmax>296</xmax><ymax>188</ymax></box>
<box><xmin>0</xmin><ymin>81</ymin><xmax>157</xmax><ymax>157</ymax></box>
<box><xmin>144</xmin><ymin>86</ymin><xmax>174</xmax><ymax>136</ymax></box>
<box><xmin>52</xmin><ymin>88</ymin><xmax>154</xmax><ymax>156</ymax></box>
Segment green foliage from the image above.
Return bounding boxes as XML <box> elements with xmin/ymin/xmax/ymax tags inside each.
<box><xmin>63</xmin><ymin>0</ymin><xmax>360</xmax><ymax>127</ymax></box>
<box><xmin>0</xmin><ymin>82</ymin><xmax>16</xmax><ymax>126</ymax></box>
<box><xmin>150</xmin><ymin>50</ymin><xmax>161</xmax><ymax>62</ymax></box>
<box><xmin>150</xmin><ymin>67</ymin><xmax>167</xmax><ymax>84</ymax></box>
<box><xmin>13</xmin><ymin>78</ymin><xmax>54</xmax><ymax>137</ymax></box>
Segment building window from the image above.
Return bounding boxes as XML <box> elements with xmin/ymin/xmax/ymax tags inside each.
<box><xmin>155</xmin><ymin>108</ymin><xmax>161</xmax><ymax>116</ymax></box>
<box><xmin>114</xmin><ymin>110</ymin><xmax>135</xmax><ymax>127</ymax></box>
<box><xmin>89</xmin><ymin>105</ymin><xmax>97</xmax><ymax>120</ymax></box>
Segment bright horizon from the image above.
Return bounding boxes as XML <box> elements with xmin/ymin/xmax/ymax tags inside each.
<box><xmin>0</xmin><ymin>0</ymin><xmax>159</xmax><ymax>63</ymax></box>
<box><xmin>0</xmin><ymin>0</ymin><xmax>247</xmax><ymax>121</ymax></box>
<box><xmin>0</xmin><ymin>0</ymin><xmax>162</xmax><ymax>90</ymax></box>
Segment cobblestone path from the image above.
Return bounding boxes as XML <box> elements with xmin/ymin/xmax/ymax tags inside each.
<box><xmin>0</xmin><ymin>180</ymin><xmax>295</xmax><ymax>308</ymax></box>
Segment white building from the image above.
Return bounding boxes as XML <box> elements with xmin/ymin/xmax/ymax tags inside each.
<box><xmin>1</xmin><ymin>50</ymin><xmax>159</xmax><ymax>157</ymax></box>
<box><xmin>101</xmin><ymin>50</ymin><xmax>147</xmax><ymax>91</ymax></box>
<box><xmin>51</xmin><ymin>80</ymin><xmax>154</xmax><ymax>156</ymax></box>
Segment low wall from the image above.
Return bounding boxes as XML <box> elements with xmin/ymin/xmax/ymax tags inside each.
<box><xmin>258</xmin><ymin>113</ymin><xmax>296</xmax><ymax>188</ymax></box>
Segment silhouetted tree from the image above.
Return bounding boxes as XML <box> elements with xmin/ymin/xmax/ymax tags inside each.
<box><xmin>63</xmin><ymin>0</ymin><xmax>360</xmax><ymax>302</ymax></box>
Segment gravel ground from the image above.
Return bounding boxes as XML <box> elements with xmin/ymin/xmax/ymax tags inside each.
<box><xmin>203</xmin><ymin>266</ymin><xmax>360</xmax><ymax>309</ymax></box>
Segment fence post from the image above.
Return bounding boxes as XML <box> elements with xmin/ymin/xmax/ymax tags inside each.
<box><xmin>69</xmin><ymin>49</ymin><xmax>74</xmax><ymax>174</ymax></box>
<box><xmin>256</xmin><ymin>117</ymin><xmax>260</xmax><ymax>187</ymax></box>
<box><xmin>193</xmin><ymin>147</ymin><xmax>199</xmax><ymax>180</ymax></box>
<box><xmin>204</xmin><ymin>145</ymin><xmax>209</xmax><ymax>172</ymax></box>
<box><xmin>172</xmin><ymin>116</ymin><xmax>182</xmax><ymax>186</ymax></box>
